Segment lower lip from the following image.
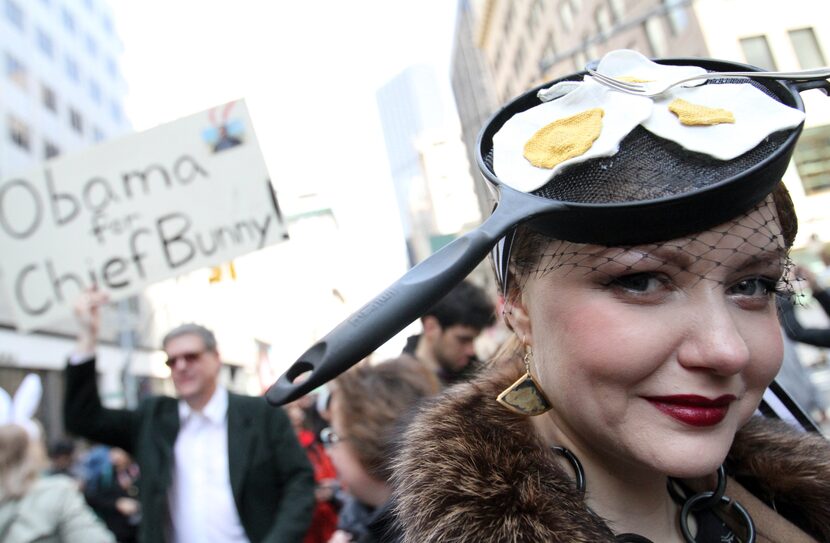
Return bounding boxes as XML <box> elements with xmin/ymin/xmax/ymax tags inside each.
<box><xmin>647</xmin><ymin>400</ymin><xmax>729</xmax><ymax>427</ymax></box>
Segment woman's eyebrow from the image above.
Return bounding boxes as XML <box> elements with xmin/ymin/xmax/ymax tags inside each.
<box><xmin>726</xmin><ymin>248</ymin><xmax>788</xmax><ymax>272</ymax></box>
<box><xmin>588</xmin><ymin>245</ymin><xmax>695</xmax><ymax>270</ymax></box>
<box><xmin>589</xmin><ymin>243</ymin><xmax>787</xmax><ymax>272</ymax></box>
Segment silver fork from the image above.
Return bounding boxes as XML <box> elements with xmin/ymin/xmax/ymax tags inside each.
<box><xmin>586</xmin><ymin>67</ymin><xmax>830</xmax><ymax>97</ymax></box>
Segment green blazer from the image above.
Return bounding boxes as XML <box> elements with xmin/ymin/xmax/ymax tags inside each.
<box><xmin>64</xmin><ymin>359</ymin><xmax>315</xmax><ymax>543</ymax></box>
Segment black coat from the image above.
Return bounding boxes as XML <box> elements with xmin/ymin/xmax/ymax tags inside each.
<box><xmin>779</xmin><ymin>288</ymin><xmax>830</xmax><ymax>348</ymax></box>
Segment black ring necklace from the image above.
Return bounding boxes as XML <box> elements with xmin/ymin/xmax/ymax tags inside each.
<box><xmin>550</xmin><ymin>447</ymin><xmax>756</xmax><ymax>543</ymax></box>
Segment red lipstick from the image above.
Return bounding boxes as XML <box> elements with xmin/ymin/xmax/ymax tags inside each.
<box><xmin>645</xmin><ymin>395</ymin><xmax>735</xmax><ymax>427</ymax></box>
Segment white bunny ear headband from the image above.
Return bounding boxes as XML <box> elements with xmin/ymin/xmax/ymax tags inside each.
<box><xmin>0</xmin><ymin>374</ymin><xmax>43</xmax><ymax>439</ymax></box>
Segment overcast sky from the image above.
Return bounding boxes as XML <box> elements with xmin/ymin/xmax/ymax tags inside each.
<box><xmin>110</xmin><ymin>0</ymin><xmax>458</xmax><ymax>193</ymax></box>
<box><xmin>106</xmin><ymin>1</ymin><xmax>462</xmax><ymax>362</ymax></box>
<box><xmin>110</xmin><ymin>0</ymin><xmax>459</xmax><ymax>263</ymax></box>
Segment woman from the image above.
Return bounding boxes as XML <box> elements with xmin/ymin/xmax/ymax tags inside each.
<box><xmin>0</xmin><ymin>424</ymin><xmax>115</xmax><ymax>543</ymax></box>
<box><xmin>325</xmin><ymin>356</ymin><xmax>439</xmax><ymax>543</ymax></box>
<box><xmin>393</xmin><ymin>51</ymin><xmax>830</xmax><ymax>542</ymax></box>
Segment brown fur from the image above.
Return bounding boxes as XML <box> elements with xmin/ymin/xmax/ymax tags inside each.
<box><xmin>393</xmin><ymin>363</ymin><xmax>830</xmax><ymax>542</ymax></box>
<box><xmin>729</xmin><ymin>417</ymin><xmax>830</xmax><ymax>541</ymax></box>
<box><xmin>393</xmin><ymin>362</ymin><xmax>616</xmax><ymax>542</ymax></box>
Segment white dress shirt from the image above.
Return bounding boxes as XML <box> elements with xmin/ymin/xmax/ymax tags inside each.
<box><xmin>168</xmin><ymin>387</ymin><xmax>250</xmax><ymax>543</ymax></box>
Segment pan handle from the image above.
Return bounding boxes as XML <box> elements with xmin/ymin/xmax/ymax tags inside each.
<box><xmin>265</xmin><ymin>189</ymin><xmax>562</xmax><ymax>405</ymax></box>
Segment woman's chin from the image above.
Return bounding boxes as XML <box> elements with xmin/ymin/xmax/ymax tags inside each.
<box><xmin>665</xmin><ymin>461</ymin><xmax>725</xmax><ymax>480</ymax></box>
<box><xmin>659</xmin><ymin>444</ymin><xmax>731</xmax><ymax>480</ymax></box>
<box><xmin>640</xmin><ymin>429</ymin><xmax>735</xmax><ymax>480</ymax></box>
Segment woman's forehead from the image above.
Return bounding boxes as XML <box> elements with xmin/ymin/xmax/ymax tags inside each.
<box><xmin>525</xmin><ymin>197</ymin><xmax>786</xmax><ymax>283</ymax></box>
<box><xmin>622</xmin><ymin>197</ymin><xmax>783</xmax><ymax>260</ymax></box>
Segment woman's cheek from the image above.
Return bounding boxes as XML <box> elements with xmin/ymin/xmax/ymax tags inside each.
<box><xmin>549</xmin><ymin>301</ymin><xmax>672</xmax><ymax>380</ymax></box>
<box><xmin>749</xmin><ymin>318</ymin><xmax>784</xmax><ymax>387</ymax></box>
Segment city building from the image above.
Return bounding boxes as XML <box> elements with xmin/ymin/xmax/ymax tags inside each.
<box><xmin>692</xmin><ymin>0</ymin><xmax>830</xmax><ymax>249</ymax></box>
<box><xmin>1</xmin><ymin>0</ymin><xmax>129</xmax><ymax>177</ymax></box>
<box><xmin>376</xmin><ymin>64</ymin><xmax>481</xmax><ymax>265</ymax></box>
<box><xmin>471</xmin><ymin>0</ymin><xmax>707</xmax><ymax>105</ymax></box>
<box><xmin>451</xmin><ymin>0</ymin><xmax>500</xmax><ymax>222</ymax></box>
<box><xmin>416</xmin><ymin>129</ymin><xmax>482</xmax><ymax>247</ymax></box>
<box><xmin>0</xmin><ymin>0</ymin><xmax>133</xmax><ymax>438</ymax></box>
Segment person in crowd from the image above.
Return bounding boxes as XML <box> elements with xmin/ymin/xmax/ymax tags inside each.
<box><xmin>780</xmin><ymin>264</ymin><xmax>830</xmax><ymax>348</ymax></box>
<box><xmin>393</xmin><ymin>52</ymin><xmax>830</xmax><ymax>542</ymax></box>
<box><xmin>64</xmin><ymin>289</ymin><xmax>315</xmax><ymax>543</ymax></box>
<box><xmin>775</xmin><ymin>323</ymin><xmax>828</xmax><ymax>425</ymax></box>
<box><xmin>285</xmin><ymin>400</ymin><xmax>339</xmax><ymax>543</ymax></box>
<box><xmin>1</xmin><ymin>422</ymin><xmax>114</xmax><ymax>541</ymax></box>
<box><xmin>46</xmin><ymin>439</ymin><xmax>78</xmax><ymax>479</ymax></box>
<box><xmin>306</xmin><ymin>390</ymin><xmax>332</xmax><ymax>439</ymax></box>
<box><xmin>325</xmin><ymin>356</ymin><xmax>439</xmax><ymax>543</ymax></box>
<box><xmin>775</xmin><ymin>265</ymin><xmax>830</xmax><ymax>422</ymax></box>
<box><xmin>82</xmin><ymin>446</ymin><xmax>141</xmax><ymax>543</ymax></box>
<box><xmin>814</xmin><ymin>242</ymin><xmax>830</xmax><ymax>287</ymax></box>
<box><xmin>402</xmin><ymin>281</ymin><xmax>496</xmax><ymax>386</ymax></box>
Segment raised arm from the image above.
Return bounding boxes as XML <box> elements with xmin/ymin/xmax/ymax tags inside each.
<box><xmin>63</xmin><ymin>289</ymin><xmax>139</xmax><ymax>453</ymax></box>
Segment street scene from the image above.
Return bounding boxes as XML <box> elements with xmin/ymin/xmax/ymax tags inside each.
<box><xmin>1</xmin><ymin>1</ymin><xmax>830</xmax><ymax>542</ymax></box>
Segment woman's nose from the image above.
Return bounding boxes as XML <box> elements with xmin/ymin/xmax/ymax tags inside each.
<box><xmin>676</xmin><ymin>298</ymin><xmax>751</xmax><ymax>376</ymax></box>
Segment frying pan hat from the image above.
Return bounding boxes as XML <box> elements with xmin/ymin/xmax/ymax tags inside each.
<box><xmin>481</xmin><ymin>50</ymin><xmax>813</xmax><ymax>290</ymax></box>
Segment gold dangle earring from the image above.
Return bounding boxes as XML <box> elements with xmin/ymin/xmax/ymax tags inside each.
<box><xmin>496</xmin><ymin>345</ymin><xmax>552</xmax><ymax>415</ymax></box>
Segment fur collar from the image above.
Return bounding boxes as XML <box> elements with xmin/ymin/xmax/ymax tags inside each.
<box><xmin>392</xmin><ymin>362</ymin><xmax>830</xmax><ymax>542</ymax></box>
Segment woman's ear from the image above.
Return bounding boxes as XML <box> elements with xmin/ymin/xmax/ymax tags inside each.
<box><xmin>504</xmin><ymin>291</ymin><xmax>532</xmax><ymax>344</ymax></box>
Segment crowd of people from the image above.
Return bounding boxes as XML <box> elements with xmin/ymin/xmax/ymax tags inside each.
<box><xmin>3</xmin><ymin>50</ymin><xmax>830</xmax><ymax>543</ymax></box>
<box><xmin>0</xmin><ymin>278</ymin><xmax>495</xmax><ymax>543</ymax></box>
<box><xmin>0</xmin><ymin>375</ymin><xmax>137</xmax><ymax>542</ymax></box>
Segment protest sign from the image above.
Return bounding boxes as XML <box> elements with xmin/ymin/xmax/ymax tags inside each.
<box><xmin>0</xmin><ymin>99</ymin><xmax>287</xmax><ymax>331</ymax></box>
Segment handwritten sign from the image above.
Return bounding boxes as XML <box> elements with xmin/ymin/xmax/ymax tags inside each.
<box><xmin>0</xmin><ymin>100</ymin><xmax>287</xmax><ymax>331</ymax></box>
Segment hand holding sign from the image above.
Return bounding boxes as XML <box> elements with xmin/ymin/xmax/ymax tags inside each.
<box><xmin>73</xmin><ymin>287</ymin><xmax>109</xmax><ymax>355</ymax></box>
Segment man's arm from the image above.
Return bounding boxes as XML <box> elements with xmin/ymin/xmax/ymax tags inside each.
<box><xmin>260</xmin><ymin>407</ymin><xmax>315</xmax><ymax>543</ymax></box>
<box><xmin>63</xmin><ymin>289</ymin><xmax>140</xmax><ymax>453</ymax></box>
<box><xmin>814</xmin><ymin>288</ymin><xmax>830</xmax><ymax>317</ymax></box>
<box><xmin>799</xmin><ymin>265</ymin><xmax>830</xmax><ymax>317</ymax></box>
<box><xmin>779</xmin><ymin>267</ymin><xmax>830</xmax><ymax>348</ymax></box>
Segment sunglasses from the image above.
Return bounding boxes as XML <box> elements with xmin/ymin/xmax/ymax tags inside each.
<box><xmin>319</xmin><ymin>427</ymin><xmax>347</xmax><ymax>446</ymax></box>
<box><xmin>165</xmin><ymin>350</ymin><xmax>206</xmax><ymax>368</ymax></box>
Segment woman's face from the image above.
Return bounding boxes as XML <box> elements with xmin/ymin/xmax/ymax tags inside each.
<box><xmin>510</xmin><ymin>201</ymin><xmax>785</xmax><ymax>479</ymax></box>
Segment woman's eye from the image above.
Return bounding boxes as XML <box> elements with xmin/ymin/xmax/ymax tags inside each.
<box><xmin>611</xmin><ymin>273</ymin><xmax>665</xmax><ymax>293</ymax></box>
<box><xmin>728</xmin><ymin>277</ymin><xmax>777</xmax><ymax>297</ymax></box>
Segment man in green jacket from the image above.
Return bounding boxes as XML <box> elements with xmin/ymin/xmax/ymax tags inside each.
<box><xmin>64</xmin><ymin>290</ymin><xmax>314</xmax><ymax>543</ymax></box>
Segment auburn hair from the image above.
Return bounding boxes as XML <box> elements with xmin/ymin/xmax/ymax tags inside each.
<box><xmin>332</xmin><ymin>356</ymin><xmax>439</xmax><ymax>481</ymax></box>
